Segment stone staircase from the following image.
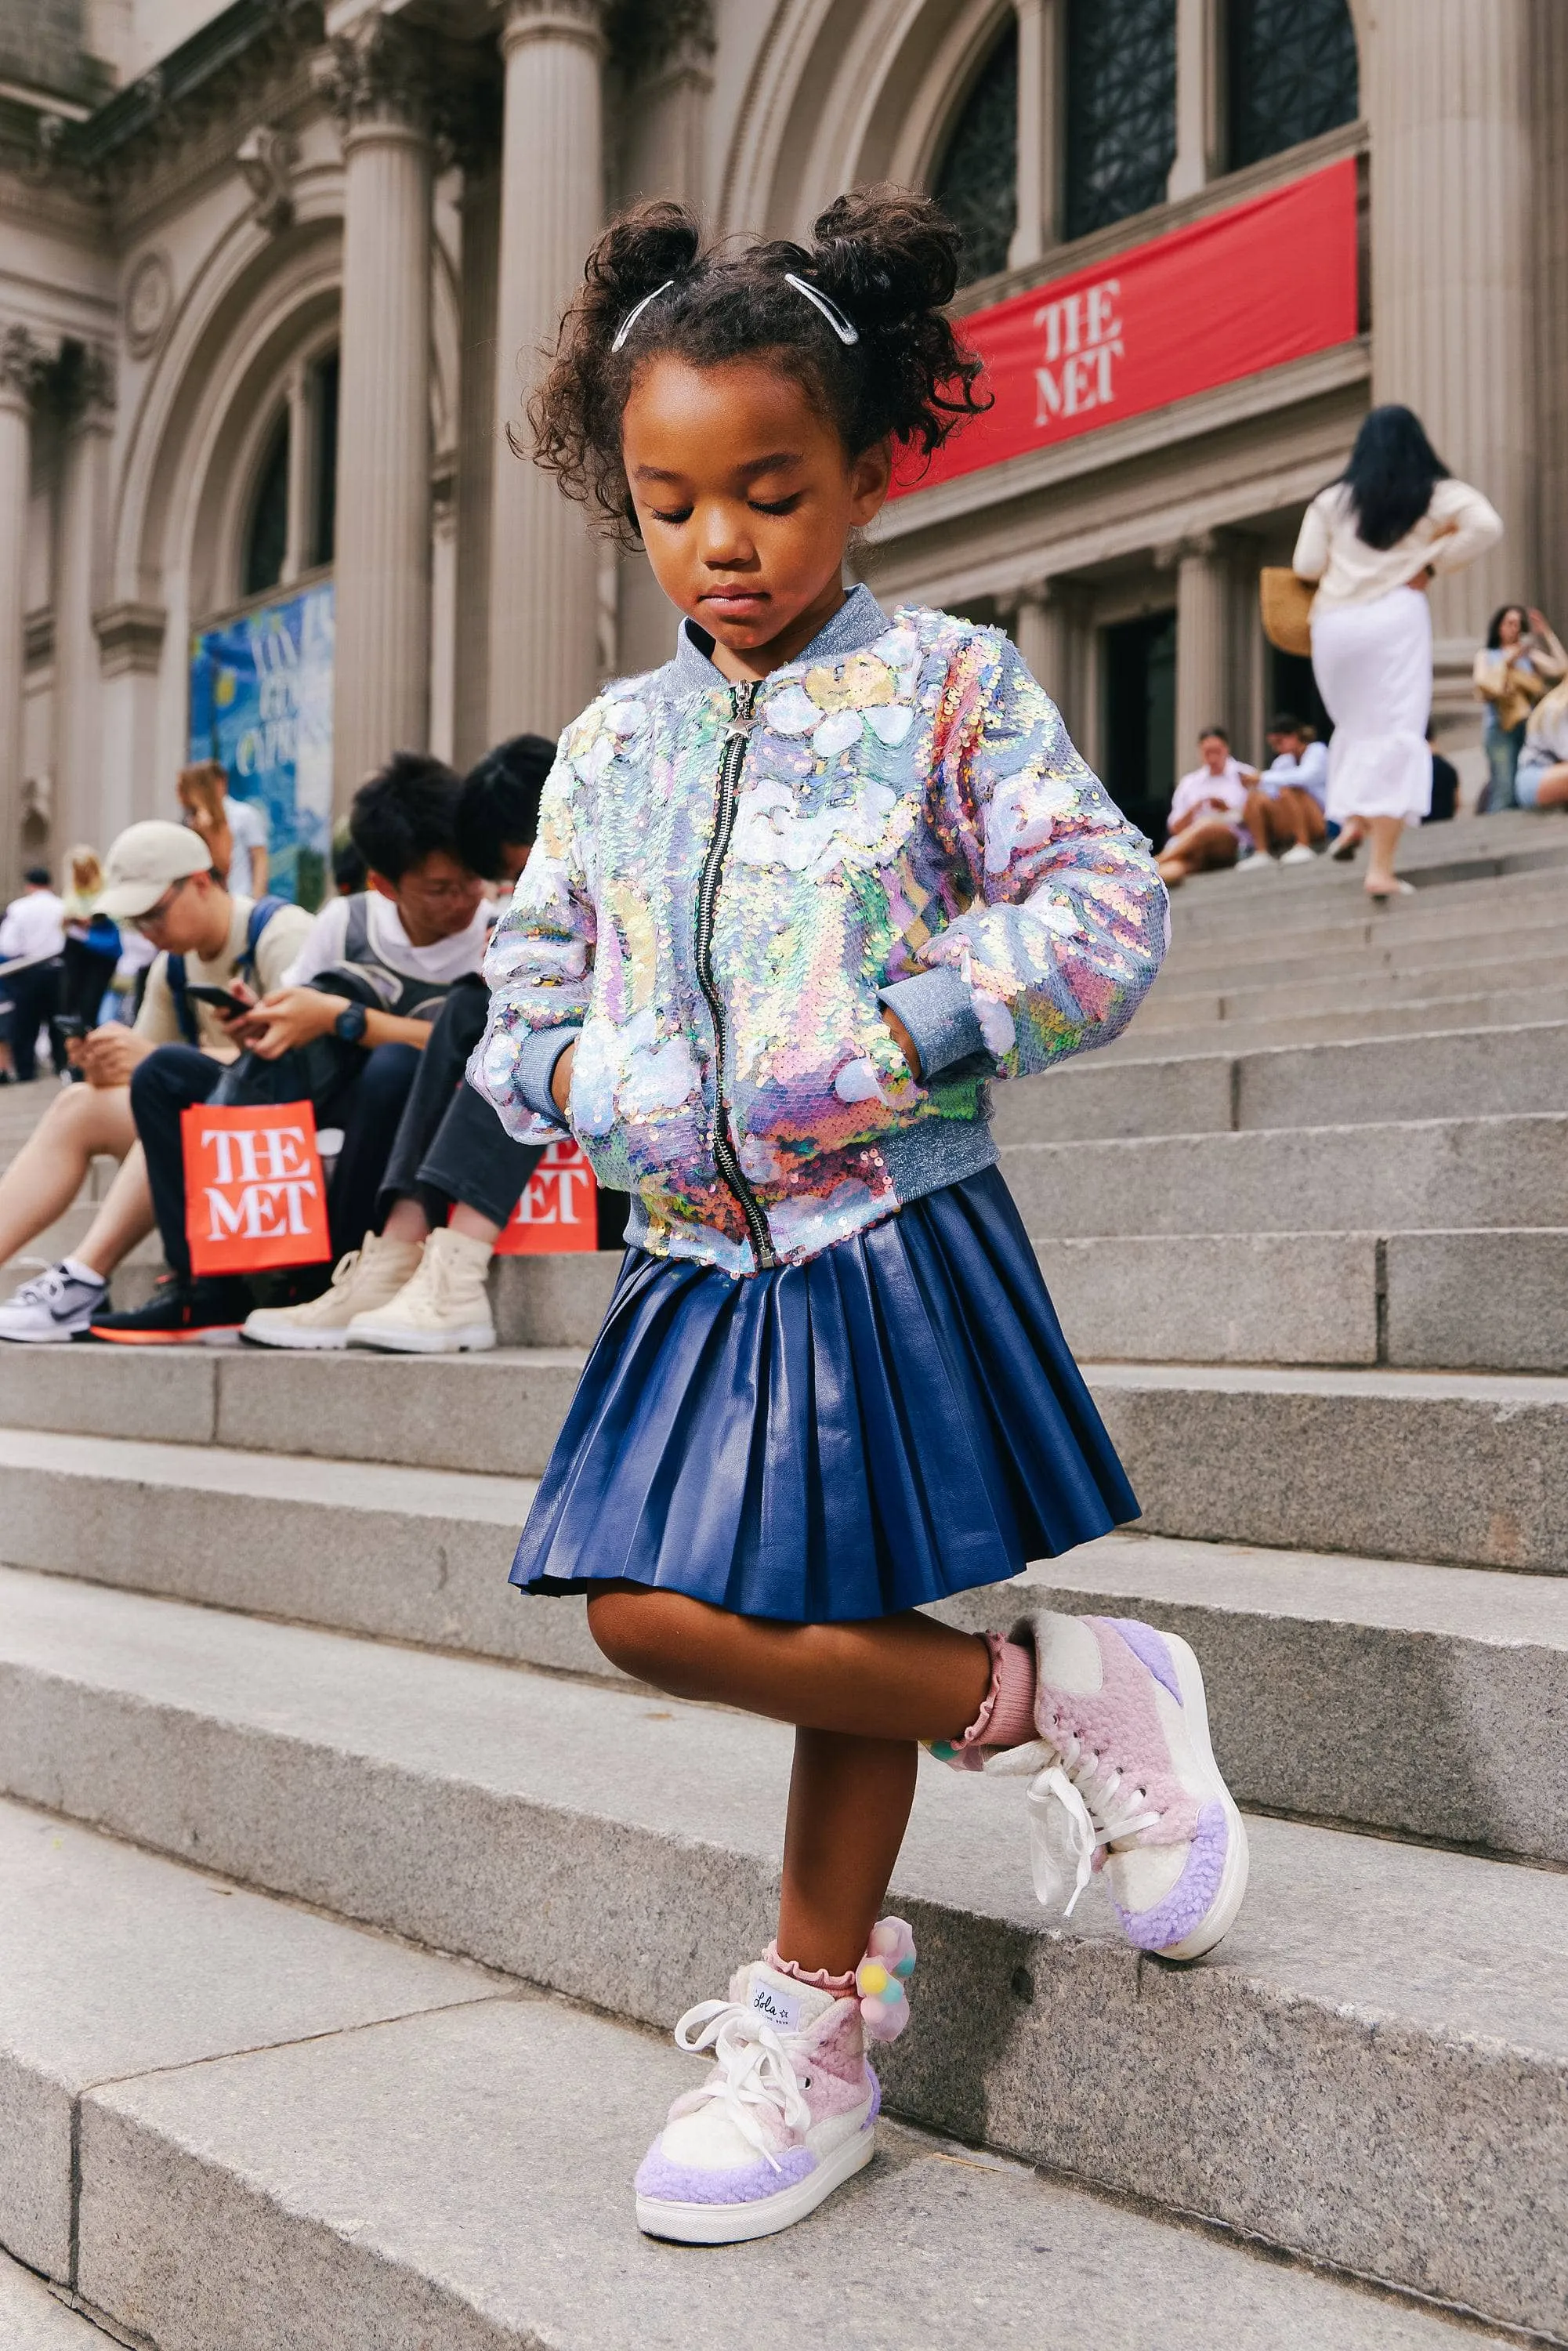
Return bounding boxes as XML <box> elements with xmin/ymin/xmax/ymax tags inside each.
<box><xmin>1</xmin><ymin>808</ymin><xmax>1565</xmax><ymax>2348</ymax></box>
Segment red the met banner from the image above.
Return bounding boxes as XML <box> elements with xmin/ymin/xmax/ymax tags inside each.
<box><xmin>892</xmin><ymin>158</ymin><xmax>1359</xmax><ymax>498</ymax></box>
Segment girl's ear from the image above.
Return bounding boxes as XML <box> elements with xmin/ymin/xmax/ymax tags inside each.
<box><xmin>849</xmin><ymin>437</ymin><xmax>893</xmax><ymax>526</ymax></box>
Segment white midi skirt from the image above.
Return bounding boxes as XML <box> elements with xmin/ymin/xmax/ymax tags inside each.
<box><xmin>1311</xmin><ymin>584</ymin><xmax>1433</xmax><ymax>826</ymax></box>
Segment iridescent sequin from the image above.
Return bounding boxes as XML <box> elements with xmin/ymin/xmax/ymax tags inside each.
<box><xmin>474</xmin><ymin>607</ymin><xmax>1168</xmax><ymax>1273</ymax></box>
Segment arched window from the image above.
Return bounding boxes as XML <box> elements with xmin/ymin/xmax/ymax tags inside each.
<box><xmin>1065</xmin><ymin>0</ymin><xmax>1178</xmax><ymax>240</ymax></box>
<box><xmin>934</xmin><ymin>17</ymin><xmax>1019</xmax><ymax>288</ymax></box>
<box><xmin>235</xmin><ymin>346</ymin><xmax>339</xmax><ymax>606</ymax></box>
<box><xmin>241</xmin><ymin>411</ymin><xmax>289</xmax><ymax>600</ymax></box>
<box><xmin>1227</xmin><ymin>0</ymin><xmax>1358</xmax><ymax>172</ymax></box>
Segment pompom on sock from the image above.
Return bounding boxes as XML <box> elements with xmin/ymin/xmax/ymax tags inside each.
<box><xmin>770</xmin><ymin>1917</ymin><xmax>918</xmax><ymax>2042</ymax></box>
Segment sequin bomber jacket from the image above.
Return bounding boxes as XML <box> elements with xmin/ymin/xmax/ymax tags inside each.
<box><xmin>472</xmin><ymin>587</ymin><xmax>1168</xmax><ymax>1275</ymax></box>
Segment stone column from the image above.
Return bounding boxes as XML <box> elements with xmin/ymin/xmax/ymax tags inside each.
<box><xmin>53</xmin><ymin>345</ymin><xmax>115</xmax><ymax>862</ymax></box>
<box><xmin>1167</xmin><ymin>0</ymin><xmax>1218</xmax><ymax>201</ymax></box>
<box><xmin>281</xmin><ymin>357</ymin><xmax>313</xmax><ymax>587</ymax></box>
<box><xmin>1530</xmin><ymin>5</ymin><xmax>1568</xmax><ymax>629</ymax></box>
<box><xmin>1010</xmin><ymin>578</ymin><xmax>1085</xmax><ymax>742</ymax></box>
<box><xmin>1168</xmin><ymin>532</ymin><xmax>1231</xmax><ymax>767</ymax></box>
<box><xmin>488</xmin><ymin>0</ymin><xmax>606</xmax><ymax>742</ymax></box>
<box><xmin>326</xmin><ymin>19</ymin><xmax>435</xmax><ymax>811</ymax></box>
<box><xmin>1363</xmin><ymin>0</ymin><xmax>1532</xmax><ymax>643</ymax></box>
<box><xmin>453</xmin><ymin>156</ymin><xmax>500</xmax><ymax>770</ymax></box>
<box><xmin>0</xmin><ymin>327</ymin><xmax>42</xmax><ymax>904</ymax></box>
<box><xmin>1009</xmin><ymin>0</ymin><xmax>1062</xmax><ymax>269</ymax></box>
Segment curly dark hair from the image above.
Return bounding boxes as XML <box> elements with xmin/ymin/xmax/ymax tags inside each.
<box><xmin>527</xmin><ymin>187</ymin><xmax>990</xmax><ymax>542</ymax></box>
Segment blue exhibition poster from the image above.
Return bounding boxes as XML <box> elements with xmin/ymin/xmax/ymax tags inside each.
<box><xmin>188</xmin><ymin>580</ymin><xmax>335</xmax><ymax>906</ymax></box>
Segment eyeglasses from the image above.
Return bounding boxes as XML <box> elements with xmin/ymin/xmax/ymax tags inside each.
<box><xmin>132</xmin><ymin>875</ymin><xmax>192</xmax><ymax>933</ymax></box>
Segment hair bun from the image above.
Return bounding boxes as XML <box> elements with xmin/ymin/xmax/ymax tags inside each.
<box><xmin>584</xmin><ymin>200</ymin><xmax>701</xmax><ymax>312</ymax></box>
<box><xmin>808</xmin><ymin>187</ymin><xmax>961</xmax><ymax>329</ymax></box>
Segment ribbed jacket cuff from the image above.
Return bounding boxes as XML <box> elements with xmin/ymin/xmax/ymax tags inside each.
<box><xmin>513</xmin><ymin>1024</ymin><xmax>581</xmax><ymax>1126</ymax></box>
<box><xmin>878</xmin><ymin>968</ymin><xmax>987</xmax><ymax>1080</ymax></box>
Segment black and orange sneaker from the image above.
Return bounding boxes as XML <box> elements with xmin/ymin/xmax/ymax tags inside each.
<box><xmin>89</xmin><ymin>1273</ymin><xmax>252</xmax><ymax>1345</ymax></box>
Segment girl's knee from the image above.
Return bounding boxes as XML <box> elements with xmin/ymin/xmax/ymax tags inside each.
<box><xmin>585</xmin><ymin>1586</ymin><xmax>696</xmax><ymax>1683</ymax></box>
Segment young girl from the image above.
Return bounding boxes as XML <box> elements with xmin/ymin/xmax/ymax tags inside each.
<box><xmin>475</xmin><ymin>188</ymin><xmax>1248</xmax><ymax>2246</ymax></box>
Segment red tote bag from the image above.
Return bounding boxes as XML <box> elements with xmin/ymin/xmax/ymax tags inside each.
<box><xmin>492</xmin><ymin>1136</ymin><xmax>599</xmax><ymax>1256</ymax></box>
<box><xmin>181</xmin><ymin>1100</ymin><xmax>333</xmax><ymax>1277</ymax></box>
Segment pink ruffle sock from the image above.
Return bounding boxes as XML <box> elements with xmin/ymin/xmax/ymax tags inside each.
<box><xmin>931</xmin><ymin>1631</ymin><xmax>1037</xmax><ymax>1772</ymax></box>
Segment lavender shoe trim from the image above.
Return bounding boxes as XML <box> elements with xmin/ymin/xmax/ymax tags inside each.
<box><xmin>1114</xmin><ymin>1800</ymin><xmax>1229</xmax><ymax>1952</ymax></box>
<box><xmin>1103</xmin><ymin>1617</ymin><xmax>1182</xmax><ymax>1702</ymax></box>
<box><xmin>862</xmin><ymin>2064</ymin><xmax>882</xmax><ymax>2127</ymax></box>
<box><xmin>635</xmin><ymin>2143</ymin><xmax>816</xmax><ymax>2206</ymax></box>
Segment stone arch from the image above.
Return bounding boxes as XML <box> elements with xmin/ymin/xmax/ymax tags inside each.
<box><xmin>718</xmin><ymin>0</ymin><xmax>1010</xmax><ymax>241</ymax></box>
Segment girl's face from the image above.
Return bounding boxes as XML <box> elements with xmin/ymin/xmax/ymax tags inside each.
<box><xmin>1500</xmin><ymin>607</ymin><xmax>1526</xmax><ymax>647</ymax></box>
<box><xmin>621</xmin><ymin>353</ymin><xmax>892</xmax><ymax>681</ymax></box>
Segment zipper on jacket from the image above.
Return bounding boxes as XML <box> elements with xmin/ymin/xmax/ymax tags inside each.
<box><xmin>694</xmin><ymin>677</ymin><xmax>778</xmax><ymax>1270</ymax></box>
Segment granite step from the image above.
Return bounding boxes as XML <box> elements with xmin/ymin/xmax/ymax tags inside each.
<box><xmin>0</xmin><ymin>1570</ymin><xmax>1561</xmax><ymax>2338</ymax></box>
<box><xmin>0</xmin><ymin>1803</ymin><xmax>1506</xmax><ymax>2351</ymax></box>
<box><xmin>1101</xmin><ymin>987</ymin><xmax>1568</xmax><ymax>1059</ymax></box>
<box><xmin>1002</xmin><ymin>1114</ymin><xmax>1568</xmax><ymax>1237</ymax></box>
<box><xmin>6</xmin><ymin>1431</ymin><xmax>1563</xmax><ymax>1861</ymax></box>
<box><xmin>997</xmin><ymin>1020</ymin><xmax>1568</xmax><ymax>1143</ymax></box>
<box><xmin>1135</xmin><ymin>945</ymin><xmax>1568</xmax><ymax>1031</ymax></box>
<box><xmin>2</xmin><ymin>1345</ymin><xmax>1563</xmax><ymax>1568</ymax></box>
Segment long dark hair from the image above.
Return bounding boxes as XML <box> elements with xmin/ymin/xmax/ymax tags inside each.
<box><xmin>1487</xmin><ymin>603</ymin><xmax>1529</xmax><ymax>650</ymax></box>
<box><xmin>1338</xmin><ymin>405</ymin><xmax>1450</xmax><ymax>551</ymax></box>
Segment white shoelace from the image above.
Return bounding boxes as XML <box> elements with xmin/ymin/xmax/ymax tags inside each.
<box><xmin>17</xmin><ymin>1266</ymin><xmax>82</xmax><ymax>1306</ymax></box>
<box><xmin>673</xmin><ymin>2000</ymin><xmax>810</xmax><ymax>2170</ymax></box>
<box><xmin>986</xmin><ymin>1735</ymin><xmax>1161</xmax><ymax>1915</ymax></box>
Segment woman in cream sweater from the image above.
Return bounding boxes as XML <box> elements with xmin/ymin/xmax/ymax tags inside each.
<box><xmin>1293</xmin><ymin>406</ymin><xmax>1502</xmax><ymax>899</ymax></box>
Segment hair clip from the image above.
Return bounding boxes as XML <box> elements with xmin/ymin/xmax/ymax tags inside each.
<box><xmin>611</xmin><ymin>280</ymin><xmax>675</xmax><ymax>354</ymax></box>
<box><xmin>784</xmin><ymin>272</ymin><xmax>860</xmax><ymax>347</ymax></box>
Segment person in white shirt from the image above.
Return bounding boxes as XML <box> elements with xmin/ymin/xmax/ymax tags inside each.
<box><xmin>0</xmin><ymin>867</ymin><xmax>67</xmax><ymax>1081</ymax></box>
<box><xmin>91</xmin><ymin>753</ymin><xmax>491</xmax><ymax>1344</ymax></box>
<box><xmin>1293</xmin><ymin>404</ymin><xmax>1503</xmax><ymax>899</ymax></box>
<box><xmin>1240</xmin><ymin>715</ymin><xmax>1328</xmax><ymax>866</ymax></box>
<box><xmin>222</xmin><ymin>795</ymin><xmax>270</xmax><ymax>897</ymax></box>
<box><xmin>0</xmin><ymin>822</ymin><xmax>310</xmax><ymax>1341</ymax></box>
<box><xmin>1156</xmin><ymin>730</ymin><xmax>1251</xmax><ymax>887</ymax></box>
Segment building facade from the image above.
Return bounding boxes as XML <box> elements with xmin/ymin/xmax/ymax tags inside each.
<box><xmin>0</xmin><ymin>0</ymin><xmax>1560</xmax><ymax>898</ymax></box>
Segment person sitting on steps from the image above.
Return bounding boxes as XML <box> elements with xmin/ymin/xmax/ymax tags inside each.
<box><xmin>0</xmin><ymin>820</ymin><xmax>310</xmax><ymax>1342</ymax></box>
<box><xmin>1240</xmin><ymin>714</ymin><xmax>1327</xmax><ymax>866</ymax></box>
<box><xmin>1156</xmin><ymin>728</ymin><xmax>1251</xmax><ymax>887</ymax></box>
<box><xmin>89</xmin><ymin>754</ymin><xmax>490</xmax><ymax>1345</ymax></box>
<box><xmin>242</xmin><ymin>735</ymin><xmax>556</xmax><ymax>1354</ymax></box>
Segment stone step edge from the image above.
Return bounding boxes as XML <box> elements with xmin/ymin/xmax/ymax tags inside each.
<box><xmin>1</xmin><ymin>1571</ymin><xmax>1563</xmax><ymax>2340</ymax></box>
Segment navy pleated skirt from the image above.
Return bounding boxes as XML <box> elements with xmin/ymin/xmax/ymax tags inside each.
<box><xmin>509</xmin><ymin>1165</ymin><xmax>1138</xmax><ymax>1623</ymax></box>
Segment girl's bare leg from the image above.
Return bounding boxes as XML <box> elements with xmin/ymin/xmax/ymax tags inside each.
<box><xmin>587</xmin><ymin>1588</ymin><xmax>994</xmax><ymax>1976</ymax></box>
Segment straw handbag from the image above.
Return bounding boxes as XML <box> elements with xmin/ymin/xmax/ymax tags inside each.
<box><xmin>1259</xmin><ymin>568</ymin><xmax>1314</xmax><ymax>658</ymax></box>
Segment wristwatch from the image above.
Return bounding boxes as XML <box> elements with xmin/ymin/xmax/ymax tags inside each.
<box><xmin>333</xmin><ymin>1002</ymin><xmax>368</xmax><ymax>1045</ymax></box>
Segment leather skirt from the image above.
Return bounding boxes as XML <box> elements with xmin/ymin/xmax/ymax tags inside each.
<box><xmin>509</xmin><ymin>1165</ymin><xmax>1138</xmax><ymax>1623</ymax></box>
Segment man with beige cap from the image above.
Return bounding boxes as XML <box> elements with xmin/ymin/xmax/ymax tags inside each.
<box><xmin>0</xmin><ymin>819</ymin><xmax>309</xmax><ymax>1343</ymax></box>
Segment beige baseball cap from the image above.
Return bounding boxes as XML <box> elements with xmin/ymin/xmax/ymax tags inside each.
<box><xmin>98</xmin><ymin>820</ymin><xmax>214</xmax><ymax>919</ymax></box>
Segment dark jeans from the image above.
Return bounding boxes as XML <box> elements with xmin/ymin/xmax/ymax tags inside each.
<box><xmin>7</xmin><ymin>958</ymin><xmax>61</xmax><ymax>1081</ymax></box>
<box><xmin>376</xmin><ymin>974</ymin><xmax>544</xmax><ymax>1230</ymax></box>
<box><xmin>132</xmin><ymin>1040</ymin><xmax>421</xmax><ymax>1282</ymax></box>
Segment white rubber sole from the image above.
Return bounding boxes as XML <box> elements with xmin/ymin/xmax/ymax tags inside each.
<box><xmin>240</xmin><ymin>1321</ymin><xmax>352</xmax><ymax>1351</ymax></box>
<box><xmin>636</xmin><ymin>2128</ymin><xmax>875</xmax><ymax>2245</ymax></box>
<box><xmin>346</xmin><ymin>1322</ymin><xmax>496</xmax><ymax>1353</ymax></box>
<box><xmin>1157</xmin><ymin>1630</ymin><xmax>1251</xmax><ymax>1962</ymax></box>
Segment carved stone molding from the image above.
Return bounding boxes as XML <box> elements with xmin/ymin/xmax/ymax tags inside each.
<box><xmin>94</xmin><ymin>600</ymin><xmax>169</xmax><ymax>679</ymax></box>
<box><xmin>497</xmin><ymin>0</ymin><xmax>608</xmax><ymax>63</ymax></box>
<box><xmin>0</xmin><ymin>324</ymin><xmax>52</xmax><ymax>408</ymax></box>
<box><xmin>606</xmin><ymin>0</ymin><xmax>713</xmax><ymax>78</ymax></box>
<box><xmin>50</xmin><ymin>341</ymin><xmax>117</xmax><ymax>429</ymax></box>
<box><xmin>237</xmin><ymin>123</ymin><xmax>299</xmax><ymax>230</ymax></box>
<box><xmin>320</xmin><ymin>16</ymin><xmax>437</xmax><ymax>136</ymax></box>
<box><xmin>123</xmin><ymin>249</ymin><xmax>176</xmax><ymax>359</ymax></box>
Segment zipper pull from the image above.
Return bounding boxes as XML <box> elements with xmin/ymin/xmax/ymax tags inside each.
<box><xmin>725</xmin><ymin>679</ymin><xmax>760</xmax><ymax>739</ymax></box>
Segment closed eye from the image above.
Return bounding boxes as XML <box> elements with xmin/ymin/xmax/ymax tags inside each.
<box><xmin>648</xmin><ymin>505</ymin><xmax>693</xmax><ymax>525</ymax></box>
<box><xmin>751</xmin><ymin>494</ymin><xmax>802</xmax><ymax>516</ymax></box>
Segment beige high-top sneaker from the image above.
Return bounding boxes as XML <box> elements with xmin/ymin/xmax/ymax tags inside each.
<box><xmin>240</xmin><ymin>1232</ymin><xmax>425</xmax><ymax>1351</ymax></box>
<box><xmin>346</xmin><ymin>1223</ymin><xmax>496</xmax><ymax>1353</ymax></box>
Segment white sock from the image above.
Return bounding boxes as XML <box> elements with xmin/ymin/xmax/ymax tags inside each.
<box><xmin>61</xmin><ymin>1256</ymin><xmax>107</xmax><ymax>1288</ymax></box>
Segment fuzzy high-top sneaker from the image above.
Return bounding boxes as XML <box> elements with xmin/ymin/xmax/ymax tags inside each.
<box><xmin>991</xmin><ymin>1613</ymin><xmax>1249</xmax><ymax>1961</ymax></box>
<box><xmin>635</xmin><ymin>1958</ymin><xmax>880</xmax><ymax>2244</ymax></box>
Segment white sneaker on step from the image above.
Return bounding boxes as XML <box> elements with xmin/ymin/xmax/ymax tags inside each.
<box><xmin>241</xmin><ymin>1232</ymin><xmax>424</xmax><ymax>1350</ymax></box>
<box><xmin>635</xmin><ymin>1958</ymin><xmax>880</xmax><ymax>2244</ymax></box>
<box><xmin>347</xmin><ymin>1224</ymin><xmax>496</xmax><ymax>1353</ymax></box>
<box><xmin>1279</xmin><ymin>842</ymin><xmax>1317</xmax><ymax>866</ymax></box>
